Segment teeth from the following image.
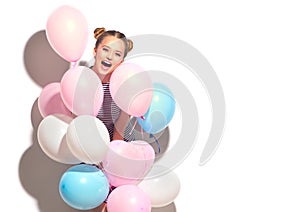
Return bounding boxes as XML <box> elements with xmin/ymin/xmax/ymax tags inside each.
<box><xmin>101</xmin><ymin>61</ymin><xmax>112</xmax><ymax>67</ymax></box>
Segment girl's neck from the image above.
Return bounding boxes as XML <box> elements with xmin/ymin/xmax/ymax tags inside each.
<box><xmin>99</xmin><ymin>74</ymin><xmax>111</xmax><ymax>83</ymax></box>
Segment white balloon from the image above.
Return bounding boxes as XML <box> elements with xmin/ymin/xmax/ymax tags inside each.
<box><xmin>37</xmin><ymin>114</ymin><xmax>81</xmax><ymax>164</ymax></box>
<box><xmin>138</xmin><ymin>165</ymin><xmax>180</xmax><ymax>207</ymax></box>
<box><xmin>66</xmin><ymin>115</ymin><xmax>110</xmax><ymax>164</ymax></box>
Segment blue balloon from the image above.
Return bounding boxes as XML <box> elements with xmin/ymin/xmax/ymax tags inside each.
<box><xmin>137</xmin><ymin>83</ymin><xmax>176</xmax><ymax>134</ymax></box>
<box><xmin>59</xmin><ymin>164</ymin><xmax>109</xmax><ymax>210</ymax></box>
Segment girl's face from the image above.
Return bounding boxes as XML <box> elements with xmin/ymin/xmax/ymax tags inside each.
<box><xmin>93</xmin><ymin>35</ymin><xmax>125</xmax><ymax>76</ymax></box>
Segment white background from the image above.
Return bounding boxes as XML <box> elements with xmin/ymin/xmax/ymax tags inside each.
<box><xmin>1</xmin><ymin>0</ymin><xmax>300</xmax><ymax>211</ymax></box>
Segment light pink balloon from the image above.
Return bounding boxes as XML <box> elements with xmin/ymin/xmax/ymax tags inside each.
<box><xmin>38</xmin><ymin>82</ymin><xmax>73</xmax><ymax>118</ymax></box>
<box><xmin>107</xmin><ymin>185</ymin><xmax>151</xmax><ymax>212</ymax></box>
<box><xmin>60</xmin><ymin>66</ymin><xmax>104</xmax><ymax>116</ymax></box>
<box><xmin>46</xmin><ymin>5</ymin><xmax>88</xmax><ymax>62</ymax></box>
<box><xmin>102</xmin><ymin>140</ymin><xmax>155</xmax><ymax>187</ymax></box>
<box><xmin>110</xmin><ymin>62</ymin><xmax>153</xmax><ymax>117</ymax></box>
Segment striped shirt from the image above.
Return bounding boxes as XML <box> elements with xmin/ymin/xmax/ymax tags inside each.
<box><xmin>97</xmin><ymin>82</ymin><xmax>135</xmax><ymax>141</ymax></box>
<box><xmin>97</xmin><ymin>82</ymin><xmax>121</xmax><ymax>141</ymax></box>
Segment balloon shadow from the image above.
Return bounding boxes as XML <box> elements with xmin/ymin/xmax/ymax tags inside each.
<box><xmin>18</xmin><ymin>130</ymin><xmax>76</xmax><ymax>211</ymax></box>
<box><xmin>30</xmin><ymin>98</ymin><xmax>43</xmax><ymax>134</ymax></box>
<box><xmin>152</xmin><ymin>203</ymin><xmax>177</xmax><ymax>212</ymax></box>
<box><xmin>23</xmin><ymin>30</ymin><xmax>70</xmax><ymax>87</ymax></box>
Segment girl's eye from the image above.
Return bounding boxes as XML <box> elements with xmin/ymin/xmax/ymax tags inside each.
<box><xmin>102</xmin><ymin>47</ymin><xmax>109</xmax><ymax>52</ymax></box>
<box><xmin>115</xmin><ymin>53</ymin><xmax>121</xmax><ymax>57</ymax></box>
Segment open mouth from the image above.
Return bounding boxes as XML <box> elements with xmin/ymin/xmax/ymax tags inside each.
<box><xmin>101</xmin><ymin>61</ymin><xmax>112</xmax><ymax>68</ymax></box>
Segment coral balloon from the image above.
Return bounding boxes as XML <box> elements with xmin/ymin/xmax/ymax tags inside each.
<box><xmin>38</xmin><ymin>82</ymin><xmax>73</xmax><ymax>118</ymax></box>
<box><xmin>60</xmin><ymin>66</ymin><xmax>104</xmax><ymax>116</ymax></box>
<box><xmin>110</xmin><ymin>62</ymin><xmax>153</xmax><ymax>117</ymax></box>
<box><xmin>102</xmin><ymin>140</ymin><xmax>155</xmax><ymax>187</ymax></box>
<box><xmin>66</xmin><ymin>115</ymin><xmax>110</xmax><ymax>164</ymax></box>
<box><xmin>46</xmin><ymin>5</ymin><xmax>88</xmax><ymax>62</ymax></box>
<box><xmin>37</xmin><ymin>114</ymin><xmax>80</xmax><ymax>164</ymax></box>
<box><xmin>107</xmin><ymin>185</ymin><xmax>151</xmax><ymax>212</ymax></box>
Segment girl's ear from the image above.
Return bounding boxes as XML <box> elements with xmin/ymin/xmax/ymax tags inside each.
<box><xmin>93</xmin><ymin>47</ymin><xmax>97</xmax><ymax>57</ymax></box>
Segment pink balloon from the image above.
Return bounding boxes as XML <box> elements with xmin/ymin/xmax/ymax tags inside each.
<box><xmin>107</xmin><ymin>185</ymin><xmax>151</xmax><ymax>212</ymax></box>
<box><xmin>38</xmin><ymin>82</ymin><xmax>73</xmax><ymax>118</ymax></box>
<box><xmin>60</xmin><ymin>66</ymin><xmax>104</xmax><ymax>116</ymax></box>
<box><xmin>102</xmin><ymin>140</ymin><xmax>155</xmax><ymax>187</ymax></box>
<box><xmin>46</xmin><ymin>5</ymin><xmax>88</xmax><ymax>62</ymax></box>
<box><xmin>110</xmin><ymin>62</ymin><xmax>153</xmax><ymax>117</ymax></box>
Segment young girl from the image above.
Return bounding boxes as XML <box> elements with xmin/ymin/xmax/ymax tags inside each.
<box><xmin>90</xmin><ymin>28</ymin><xmax>135</xmax><ymax>212</ymax></box>
<box><xmin>91</xmin><ymin>27</ymin><xmax>134</xmax><ymax>142</ymax></box>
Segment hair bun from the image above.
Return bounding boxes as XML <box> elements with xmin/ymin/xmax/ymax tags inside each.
<box><xmin>127</xmin><ymin>39</ymin><xmax>133</xmax><ymax>52</ymax></box>
<box><xmin>94</xmin><ymin>27</ymin><xmax>106</xmax><ymax>40</ymax></box>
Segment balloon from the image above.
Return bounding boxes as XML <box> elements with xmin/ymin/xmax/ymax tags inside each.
<box><xmin>66</xmin><ymin>115</ymin><xmax>110</xmax><ymax>164</ymax></box>
<box><xmin>37</xmin><ymin>114</ymin><xmax>81</xmax><ymax>164</ymax></box>
<box><xmin>60</xmin><ymin>66</ymin><xmax>104</xmax><ymax>116</ymax></box>
<box><xmin>137</xmin><ymin>83</ymin><xmax>175</xmax><ymax>134</ymax></box>
<box><xmin>110</xmin><ymin>62</ymin><xmax>153</xmax><ymax>117</ymax></box>
<box><xmin>38</xmin><ymin>82</ymin><xmax>73</xmax><ymax>118</ymax></box>
<box><xmin>138</xmin><ymin>165</ymin><xmax>180</xmax><ymax>208</ymax></box>
<box><xmin>59</xmin><ymin>164</ymin><xmax>109</xmax><ymax>210</ymax></box>
<box><xmin>102</xmin><ymin>140</ymin><xmax>155</xmax><ymax>187</ymax></box>
<box><xmin>124</xmin><ymin>117</ymin><xmax>170</xmax><ymax>161</ymax></box>
<box><xmin>46</xmin><ymin>5</ymin><xmax>88</xmax><ymax>62</ymax></box>
<box><xmin>107</xmin><ymin>185</ymin><xmax>151</xmax><ymax>212</ymax></box>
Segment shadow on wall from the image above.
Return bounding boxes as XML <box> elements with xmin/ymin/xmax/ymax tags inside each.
<box><xmin>23</xmin><ymin>30</ymin><xmax>70</xmax><ymax>87</ymax></box>
<box><xmin>19</xmin><ymin>30</ymin><xmax>177</xmax><ymax>212</ymax></box>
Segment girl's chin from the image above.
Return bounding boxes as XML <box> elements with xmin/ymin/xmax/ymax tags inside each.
<box><xmin>98</xmin><ymin>68</ymin><xmax>113</xmax><ymax>75</ymax></box>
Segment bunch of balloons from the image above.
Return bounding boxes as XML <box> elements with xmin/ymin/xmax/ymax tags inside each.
<box><xmin>35</xmin><ymin>5</ymin><xmax>180</xmax><ymax>211</ymax></box>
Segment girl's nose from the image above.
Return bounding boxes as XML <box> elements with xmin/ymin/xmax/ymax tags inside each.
<box><xmin>106</xmin><ymin>51</ymin><xmax>113</xmax><ymax>60</ymax></box>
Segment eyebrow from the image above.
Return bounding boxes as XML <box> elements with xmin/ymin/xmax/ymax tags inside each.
<box><xmin>103</xmin><ymin>45</ymin><xmax>110</xmax><ymax>49</ymax></box>
<box><xmin>102</xmin><ymin>45</ymin><xmax>123</xmax><ymax>54</ymax></box>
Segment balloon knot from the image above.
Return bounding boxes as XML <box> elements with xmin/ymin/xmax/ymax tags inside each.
<box><xmin>70</xmin><ymin>61</ymin><xmax>78</xmax><ymax>69</ymax></box>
